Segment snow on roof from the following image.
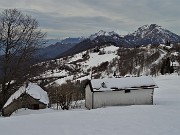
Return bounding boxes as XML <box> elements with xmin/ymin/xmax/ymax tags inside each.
<box><xmin>171</xmin><ymin>61</ymin><xmax>180</xmax><ymax>67</ymax></box>
<box><xmin>171</xmin><ymin>52</ymin><xmax>179</xmax><ymax>56</ymax></box>
<box><xmin>4</xmin><ymin>83</ymin><xmax>49</xmax><ymax>108</ymax></box>
<box><xmin>90</xmin><ymin>76</ymin><xmax>158</xmax><ymax>91</ymax></box>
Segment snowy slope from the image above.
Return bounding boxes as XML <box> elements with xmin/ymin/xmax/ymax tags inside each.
<box><xmin>82</xmin><ymin>46</ymin><xmax>119</xmax><ymax>69</ymax></box>
<box><xmin>1</xmin><ymin>74</ymin><xmax>180</xmax><ymax>135</ymax></box>
<box><xmin>35</xmin><ymin>44</ymin><xmax>170</xmax><ymax>86</ymax></box>
<box><xmin>45</xmin><ymin>45</ymin><xmax>120</xmax><ymax>85</ymax></box>
<box><xmin>152</xmin><ymin>49</ymin><xmax>167</xmax><ymax>65</ymax></box>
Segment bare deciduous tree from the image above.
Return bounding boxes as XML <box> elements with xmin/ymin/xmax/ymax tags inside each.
<box><xmin>47</xmin><ymin>80</ymin><xmax>86</xmax><ymax>110</ymax></box>
<box><xmin>0</xmin><ymin>9</ymin><xmax>46</xmax><ymax>109</ymax></box>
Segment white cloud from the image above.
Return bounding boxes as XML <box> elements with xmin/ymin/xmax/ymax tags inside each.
<box><xmin>0</xmin><ymin>0</ymin><xmax>179</xmax><ymax>38</ymax></box>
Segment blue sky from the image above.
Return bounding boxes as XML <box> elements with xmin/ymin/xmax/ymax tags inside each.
<box><xmin>0</xmin><ymin>0</ymin><xmax>179</xmax><ymax>39</ymax></box>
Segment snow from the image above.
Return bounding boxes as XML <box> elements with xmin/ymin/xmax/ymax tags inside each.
<box><xmin>171</xmin><ymin>52</ymin><xmax>179</xmax><ymax>56</ymax></box>
<box><xmin>90</xmin><ymin>76</ymin><xmax>157</xmax><ymax>91</ymax></box>
<box><xmin>3</xmin><ymin>83</ymin><xmax>49</xmax><ymax>108</ymax></box>
<box><xmin>1</xmin><ymin>74</ymin><xmax>180</xmax><ymax>135</ymax></box>
<box><xmin>54</xmin><ymin>75</ymin><xmax>74</xmax><ymax>85</ymax></box>
<box><xmin>153</xmin><ymin>49</ymin><xmax>167</xmax><ymax>65</ymax></box>
<box><xmin>67</xmin><ymin>53</ymin><xmax>83</xmax><ymax>64</ymax></box>
<box><xmin>52</xmin><ymin>70</ymin><xmax>68</xmax><ymax>77</ymax></box>
<box><xmin>37</xmin><ymin>45</ymin><xmax>119</xmax><ymax>81</ymax></box>
<box><xmin>65</xmin><ymin>45</ymin><xmax>119</xmax><ymax>70</ymax></box>
<box><xmin>102</xmin><ymin>45</ymin><xmax>119</xmax><ymax>53</ymax></box>
<box><xmin>11</xmin><ymin>108</ymin><xmax>57</xmax><ymax>116</ymax></box>
<box><xmin>82</xmin><ymin>46</ymin><xmax>119</xmax><ymax>69</ymax></box>
<box><xmin>76</xmin><ymin>75</ymin><xmax>91</xmax><ymax>81</ymax></box>
<box><xmin>41</xmin><ymin>70</ymin><xmax>68</xmax><ymax>78</ymax></box>
<box><xmin>89</xmin><ymin>30</ymin><xmax>118</xmax><ymax>40</ymax></box>
<box><xmin>85</xmin><ymin>53</ymin><xmax>116</xmax><ymax>68</ymax></box>
<box><xmin>171</xmin><ymin>61</ymin><xmax>180</xmax><ymax>67</ymax></box>
<box><xmin>54</xmin><ymin>75</ymin><xmax>91</xmax><ymax>86</ymax></box>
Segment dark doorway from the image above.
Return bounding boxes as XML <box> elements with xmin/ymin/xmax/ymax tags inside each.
<box><xmin>125</xmin><ymin>90</ymin><xmax>131</xmax><ymax>93</ymax></box>
<box><xmin>34</xmin><ymin>104</ymin><xmax>39</xmax><ymax>109</ymax></box>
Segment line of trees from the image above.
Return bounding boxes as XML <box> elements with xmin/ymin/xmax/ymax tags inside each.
<box><xmin>47</xmin><ymin>80</ymin><xmax>87</xmax><ymax>110</ymax></box>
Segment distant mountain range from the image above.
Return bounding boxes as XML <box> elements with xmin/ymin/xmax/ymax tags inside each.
<box><xmin>35</xmin><ymin>37</ymin><xmax>85</xmax><ymax>60</ymax></box>
<box><xmin>43</xmin><ymin>37</ymin><xmax>85</xmax><ymax>47</ymax></box>
<box><xmin>61</xmin><ymin>37</ymin><xmax>85</xmax><ymax>44</ymax></box>
<box><xmin>36</xmin><ymin>42</ymin><xmax>76</xmax><ymax>60</ymax></box>
<box><xmin>2</xmin><ymin>24</ymin><xmax>179</xmax><ymax>59</ymax></box>
<box><xmin>58</xmin><ymin>24</ymin><xmax>180</xmax><ymax>58</ymax></box>
<box><xmin>88</xmin><ymin>24</ymin><xmax>180</xmax><ymax>47</ymax></box>
<box><xmin>58</xmin><ymin>31</ymin><xmax>131</xmax><ymax>58</ymax></box>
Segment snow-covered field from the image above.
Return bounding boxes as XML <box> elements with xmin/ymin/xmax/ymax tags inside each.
<box><xmin>1</xmin><ymin>74</ymin><xmax>180</xmax><ymax>135</ymax></box>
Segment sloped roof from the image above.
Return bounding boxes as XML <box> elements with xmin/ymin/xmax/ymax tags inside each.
<box><xmin>90</xmin><ymin>76</ymin><xmax>158</xmax><ymax>92</ymax></box>
<box><xmin>4</xmin><ymin>82</ymin><xmax>49</xmax><ymax>108</ymax></box>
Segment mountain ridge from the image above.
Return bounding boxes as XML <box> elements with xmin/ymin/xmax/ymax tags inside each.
<box><xmin>124</xmin><ymin>24</ymin><xmax>180</xmax><ymax>45</ymax></box>
<box><xmin>57</xmin><ymin>24</ymin><xmax>180</xmax><ymax>58</ymax></box>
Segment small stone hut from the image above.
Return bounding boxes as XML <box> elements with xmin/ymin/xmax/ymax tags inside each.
<box><xmin>2</xmin><ymin>82</ymin><xmax>49</xmax><ymax>116</ymax></box>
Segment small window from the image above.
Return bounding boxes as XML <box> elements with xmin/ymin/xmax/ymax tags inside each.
<box><xmin>34</xmin><ymin>104</ymin><xmax>39</xmax><ymax>110</ymax></box>
<box><xmin>101</xmin><ymin>82</ymin><xmax>107</xmax><ymax>88</ymax></box>
<box><xmin>125</xmin><ymin>90</ymin><xmax>131</xmax><ymax>93</ymax></box>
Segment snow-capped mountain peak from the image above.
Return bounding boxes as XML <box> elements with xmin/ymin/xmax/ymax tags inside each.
<box><xmin>131</xmin><ymin>24</ymin><xmax>164</xmax><ymax>37</ymax></box>
<box><xmin>125</xmin><ymin>24</ymin><xmax>180</xmax><ymax>45</ymax></box>
<box><xmin>89</xmin><ymin>30</ymin><xmax>119</xmax><ymax>40</ymax></box>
